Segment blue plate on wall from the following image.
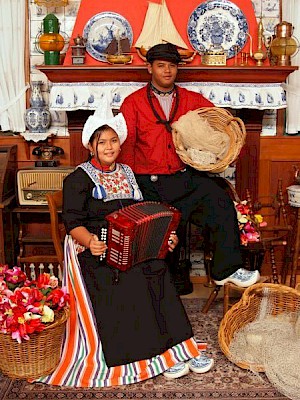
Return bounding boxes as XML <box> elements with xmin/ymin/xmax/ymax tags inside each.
<box><xmin>83</xmin><ymin>12</ymin><xmax>133</xmax><ymax>62</ymax></box>
<box><xmin>187</xmin><ymin>0</ymin><xmax>249</xmax><ymax>58</ymax></box>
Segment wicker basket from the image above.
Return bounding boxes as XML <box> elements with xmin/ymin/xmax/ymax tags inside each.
<box><xmin>0</xmin><ymin>307</ymin><xmax>69</xmax><ymax>379</ymax></box>
<box><xmin>172</xmin><ymin>107</ymin><xmax>246</xmax><ymax>173</ymax></box>
<box><xmin>218</xmin><ymin>283</ymin><xmax>300</xmax><ymax>371</ymax></box>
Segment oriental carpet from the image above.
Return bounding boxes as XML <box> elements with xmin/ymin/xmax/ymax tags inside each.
<box><xmin>0</xmin><ymin>299</ymin><xmax>287</xmax><ymax>400</ymax></box>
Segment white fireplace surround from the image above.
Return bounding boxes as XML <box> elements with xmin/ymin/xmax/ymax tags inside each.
<box><xmin>48</xmin><ymin>82</ymin><xmax>286</xmax><ymax>111</ymax></box>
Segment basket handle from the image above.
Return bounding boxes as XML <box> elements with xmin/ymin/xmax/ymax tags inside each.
<box><xmin>240</xmin><ymin>283</ymin><xmax>263</xmax><ymax>307</ymax></box>
<box><xmin>225</xmin><ymin>116</ymin><xmax>247</xmax><ymax>138</ymax></box>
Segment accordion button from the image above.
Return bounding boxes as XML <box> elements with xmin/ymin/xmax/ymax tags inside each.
<box><xmin>150</xmin><ymin>175</ymin><xmax>158</xmax><ymax>182</ymax></box>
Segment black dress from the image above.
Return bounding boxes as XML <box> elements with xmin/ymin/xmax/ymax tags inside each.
<box><xmin>62</xmin><ymin>164</ymin><xmax>194</xmax><ymax>367</ymax></box>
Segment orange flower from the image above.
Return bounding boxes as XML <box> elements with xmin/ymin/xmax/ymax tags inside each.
<box><xmin>234</xmin><ymin>201</ymin><xmax>266</xmax><ymax>245</ymax></box>
<box><xmin>0</xmin><ymin>267</ymin><xmax>69</xmax><ymax>342</ymax></box>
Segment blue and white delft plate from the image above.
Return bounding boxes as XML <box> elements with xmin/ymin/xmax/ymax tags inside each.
<box><xmin>187</xmin><ymin>0</ymin><xmax>248</xmax><ymax>59</ymax></box>
<box><xmin>83</xmin><ymin>12</ymin><xmax>133</xmax><ymax>63</ymax></box>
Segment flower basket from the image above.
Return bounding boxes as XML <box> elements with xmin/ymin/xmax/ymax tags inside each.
<box><xmin>218</xmin><ymin>283</ymin><xmax>300</xmax><ymax>371</ymax></box>
<box><xmin>172</xmin><ymin>107</ymin><xmax>246</xmax><ymax>173</ymax></box>
<box><xmin>0</xmin><ymin>307</ymin><xmax>69</xmax><ymax>379</ymax></box>
<box><xmin>0</xmin><ymin>265</ymin><xmax>70</xmax><ymax>379</ymax></box>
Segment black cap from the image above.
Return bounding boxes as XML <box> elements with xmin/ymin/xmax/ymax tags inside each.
<box><xmin>146</xmin><ymin>43</ymin><xmax>181</xmax><ymax>64</ymax></box>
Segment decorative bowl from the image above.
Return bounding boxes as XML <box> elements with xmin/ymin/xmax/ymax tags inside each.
<box><xmin>178</xmin><ymin>49</ymin><xmax>195</xmax><ymax>59</ymax></box>
<box><xmin>106</xmin><ymin>54</ymin><xmax>133</xmax><ymax>64</ymax></box>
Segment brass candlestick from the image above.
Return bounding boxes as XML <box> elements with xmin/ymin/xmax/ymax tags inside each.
<box><xmin>247</xmin><ymin>17</ymin><xmax>267</xmax><ymax>66</ymax></box>
<box><xmin>240</xmin><ymin>52</ymin><xmax>249</xmax><ymax>66</ymax></box>
<box><xmin>233</xmin><ymin>45</ymin><xmax>240</xmax><ymax>66</ymax></box>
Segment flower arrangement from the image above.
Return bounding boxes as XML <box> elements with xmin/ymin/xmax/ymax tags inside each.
<box><xmin>0</xmin><ymin>264</ymin><xmax>69</xmax><ymax>343</ymax></box>
<box><xmin>235</xmin><ymin>201</ymin><xmax>267</xmax><ymax>246</ymax></box>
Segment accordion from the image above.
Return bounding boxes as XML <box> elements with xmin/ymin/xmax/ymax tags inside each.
<box><xmin>105</xmin><ymin>201</ymin><xmax>181</xmax><ymax>271</ymax></box>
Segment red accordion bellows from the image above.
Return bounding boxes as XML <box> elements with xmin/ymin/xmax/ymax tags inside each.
<box><xmin>105</xmin><ymin>201</ymin><xmax>181</xmax><ymax>271</ymax></box>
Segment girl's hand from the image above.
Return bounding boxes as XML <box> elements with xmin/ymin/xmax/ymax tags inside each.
<box><xmin>168</xmin><ymin>231</ymin><xmax>178</xmax><ymax>252</ymax></box>
<box><xmin>89</xmin><ymin>234</ymin><xmax>107</xmax><ymax>256</ymax></box>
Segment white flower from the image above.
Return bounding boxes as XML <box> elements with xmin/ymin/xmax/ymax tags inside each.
<box><xmin>24</xmin><ymin>312</ymin><xmax>33</xmax><ymax>321</ymax></box>
<box><xmin>238</xmin><ymin>214</ymin><xmax>248</xmax><ymax>224</ymax></box>
<box><xmin>41</xmin><ymin>305</ymin><xmax>54</xmax><ymax>323</ymax></box>
<box><xmin>24</xmin><ymin>312</ymin><xmax>41</xmax><ymax>321</ymax></box>
<box><xmin>49</xmin><ymin>276</ymin><xmax>59</xmax><ymax>289</ymax></box>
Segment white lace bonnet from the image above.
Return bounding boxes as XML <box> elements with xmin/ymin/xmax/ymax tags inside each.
<box><xmin>82</xmin><ymin>95</ymin><xmax>127</xmax><ymax>149</ymax></box>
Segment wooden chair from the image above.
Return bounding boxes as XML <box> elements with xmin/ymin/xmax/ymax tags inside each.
<box><xmin>251</xmin><ymin>179</ymin><xmax>293</xmax><ymax>285</ymax></box>
<box><xmin>222</xmin><ymin>179</ymin><xmax>293</xmax><ymax>315</ymax></box>
<box><xmin>186</xmin><ymin>177</ymin><xmax>244</xmax><ymax>313</ymax></box>
<box><xmin>223</xmin><ymin>275</ymin><xmax>270</xmax><ymax>315</ymax></box>
<box><xmin>196</xmin><ymin>177</ymin><xmax>270</xmax><ymax>314</ymax></box>
<box><xmin>46</xmin><ymin>190</ymin><xmax>65</xmax><ymax>267</ymax></box>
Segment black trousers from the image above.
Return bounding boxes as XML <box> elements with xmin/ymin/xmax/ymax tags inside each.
<box><xmin>136</xmin><ymin>168</ymin><xmax>243</xmax><ymax>281</ymax></box>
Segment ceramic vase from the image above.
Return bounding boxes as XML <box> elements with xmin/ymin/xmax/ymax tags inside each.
<box><xmin>24</xmin><ymin>81</ymin><xmax>51</xmax><ymax>133</ymax></box>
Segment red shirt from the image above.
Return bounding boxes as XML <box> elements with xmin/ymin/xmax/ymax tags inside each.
<box><xmin>119</xmin><ymin>84</ymin><xmax>214</xmax><ymax>174</ymax></box>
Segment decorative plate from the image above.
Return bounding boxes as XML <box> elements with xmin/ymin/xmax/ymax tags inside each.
<box><xmin>83</xmin><ymin>12</ymin><xmax>133</xmax><ymax>62</ymax></box>
<box><xmin>187</xmin><ymin>0</ymin><xmax>248</xmax><ymax>59</ymax></box>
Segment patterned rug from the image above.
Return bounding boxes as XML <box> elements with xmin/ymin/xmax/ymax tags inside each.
<box><xmin>0</xmin><ymin>299</ymin><xmax>287</xmax><ymax>400</ymax></box>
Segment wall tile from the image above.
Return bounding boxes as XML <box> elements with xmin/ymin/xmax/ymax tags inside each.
<box><xmin>262</xmin><ymin>0</ymin><xmax>280</xmax><ymax>18</ymax></box>
<box><xmin>263</xmin><ymin>17</ymin><xmax>279</xmax><ymax>35</ymax></box>
<box><xmin>252</xmin><ymin>0</ymin><xmax>262</xmax><ymax>16</ymax></box>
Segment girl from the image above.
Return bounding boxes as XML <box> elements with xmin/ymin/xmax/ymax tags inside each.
<box><xmin>36</xmin><ymin>101</ymin><xmax>213</xmax><ymax>387</ymax></box>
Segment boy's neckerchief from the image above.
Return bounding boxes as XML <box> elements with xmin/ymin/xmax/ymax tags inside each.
<box><xmin>150</xmin><ymin>82</ymin><xmax>174</xmax><ymax>97</ymax></box>
<box><xmin>147</xmin><ymin>83</ymin><xmax>179</xmax><ymax>132</ymax></box>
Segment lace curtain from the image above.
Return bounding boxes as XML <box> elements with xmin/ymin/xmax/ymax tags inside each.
<box><xmin>0</xmin><ymin>0</ymin><xmax>29</xmax><ymax>133</ymax></box>
<box><xmin>282</xmin><ymin>0</ymin><xmax>300</xmax><ymax>134</ymax></box>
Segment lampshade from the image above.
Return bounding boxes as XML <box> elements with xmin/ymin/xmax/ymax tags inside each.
<box><xmin>39</xmin><ymin>32</ymin><xmax>65</xmax><ymax>52</ymax></box>
<box><xmin>34</xmin><ymin>0</ymin><xmax>68</xmax><ymax>6</ymax></box>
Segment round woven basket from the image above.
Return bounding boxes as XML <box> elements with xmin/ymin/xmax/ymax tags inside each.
<box><xmin>218</xmin><ymin>283</ymin><xmax>300</xmax><ymax>371</ymax></box>
<box><xmin>0</xmin><ymin>307</ymin><xmax>69</xmax><ymax>379</ymax></box>
<box><xmin>172</xmin><ymin>107</ymin><xmax>246</xmax><ymax>173</ymax></box>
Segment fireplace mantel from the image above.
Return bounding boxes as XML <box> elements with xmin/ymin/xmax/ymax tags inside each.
<box><xmin>36</xmin><ymin>65</ymin><xmax>298</xmax><ymax>84</ymax></box>
<box><xmin>35</xmin><ymin>64</ymin><xmax>298</xmax><ymax>201</ymax></box>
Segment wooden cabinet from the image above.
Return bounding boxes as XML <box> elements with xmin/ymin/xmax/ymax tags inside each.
<box><xmin>259</xmin><ymin>137</ymin><xmax>300</xmax><ymax>200</ymax></box>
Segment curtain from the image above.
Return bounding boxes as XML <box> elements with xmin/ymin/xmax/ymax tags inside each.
<box><xmin>282</xmin><ymin>0</ymin><xmax>300</xmax><ymax>134</ymax></box>
<box><xmin>0</xmin><ymin>0</ymin><xmax>29</xmax><ymax>133</ymax></box>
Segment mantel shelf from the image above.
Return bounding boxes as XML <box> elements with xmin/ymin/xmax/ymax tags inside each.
<box><xmin>36</xmin><ymin>65</ymin><xmax>298</xmax><ymax>84</ymax></box>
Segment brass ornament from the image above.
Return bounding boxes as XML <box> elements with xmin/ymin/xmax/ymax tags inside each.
<box><xmin>34</xmin><ymin>0</ymin><xmax>68</xmax><ymax>6</ymax></box>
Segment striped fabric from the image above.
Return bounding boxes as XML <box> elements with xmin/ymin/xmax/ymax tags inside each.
<box><xmin>34</xmin><ymin>236</ymin><xmax>201</xmax><ymax>387</ymax></box>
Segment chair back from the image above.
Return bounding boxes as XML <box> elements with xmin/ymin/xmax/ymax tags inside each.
<box><xmin>46</xmin><ymin>190</ymin><xmax>65</xmax><ymax>267</ymax></box>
